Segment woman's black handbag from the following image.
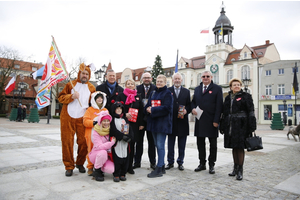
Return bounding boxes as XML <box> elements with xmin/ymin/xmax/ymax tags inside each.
<box><xmin>245</xmin><ymin>133</ymin><xmax>263</xmax><ymax>151</ymax></box>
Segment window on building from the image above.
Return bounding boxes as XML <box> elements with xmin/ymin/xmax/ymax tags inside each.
<box><xmin>197</xmin><ymin>73</ymin><xmax>202</xmax><ymax>85</ymax></box>
<box><xmin>32</xmin><ymin>67</ymin><xmax>37</xmax><ymax>71</ymax></box>
<box><xmin>264</xmin><ymin>105</ymin><xmax>272</xmax><ymax>120</ymax></box>
<box><xmin>118</xmin><ymin>78</ymin><xmax>121</xmax><ymax>83</ymax></box>
<box><xmin>266</xmin><ymin>85</ymin><xmax>272</xmax><ymax>95</ymax></box>
<box><xmin>278</xmin><ymin>69</ymin><xmax>284</xmax><ymax>75</ymax></box>
<box><xmin>292</xmin><ymin>67</ymin><xmax>298</xmax><ymax>73</ymax></box>
<box><xmin>257</xmin><ymin>52</ymin><xmax>263</xmax><ymax>56</ymax></box>
<box><xmin>278</xmin><ymin>84</ymin><xmax>285</xmax><ymax>95</ymax></box>
<box><xmin>135</xmin><ymin>76</ymin><xmax>138</xmax><ymax>80</ymax></box>
<box><xmin>241</xmin><ymin>65</ymin><xmax>250</xmax><ymax>79</ymax></box>
<box><xmin>266</xmin><ymin>70</ymin><xmax>271</xmax><ymax>76</ymax></box>
<box><xmin>14</xmin><ymin>64</ymin><xmax>20</xmax><ymax>69</ymax></box>
<box><xmin>244</xmin><ymin>52</ymin><xmax>247</xmax><ymax>58</ymax></box>
<box><xmin>227</xmin><ymin>70</ymin><xmax>233</xmax><ymax>83</ymax></box>
<box><xmin>231</xmin><ymin>58</ymin><xmax>235</xmax><ymax>62</ymax></box>
<box><xmin>278</xmin><ymin>104</ymin><xmax>287</xmax><ymax>111</ymax></box>
<box><xmin>181</xmin><ymin>63</ymin><xmax>183</xmax><ymax>68</ymax></box>
<box><xmin>167</xmin><ymin>81</ymin><xmax>170</xmax><ymax>87</ymax></box>
<box><xmin>213</xmin><ymin>71</ymin><xmax>219</xmax><ymax>84</ymax></box>
<box><xmin>181</xmin><ymin>74</ymin><xmax>185</xmax><ymax>86</ymax></box>
<box><xmin>125</xmin><ymin>75</ymin><xmax>129</xmax><ymax>81</ymax></box>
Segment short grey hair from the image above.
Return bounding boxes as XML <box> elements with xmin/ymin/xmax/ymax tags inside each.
<box><xmin>172</xmin><ymin>72</ymin><xmax>182</xmax><ymax>80</ymax></box>
<box><xmin>202</xmin><ymin>71</ymin><xmax>212</xmax><ymax>76</ymax></box>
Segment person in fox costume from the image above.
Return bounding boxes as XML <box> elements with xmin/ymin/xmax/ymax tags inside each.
<box><xmin>58</xmin><ymin>63</ymin><xmax>96</xmax><ymax>176</ymax></box>
<box><xmin>83</xmin><ymin>91</ymin><xmax>108</xmax><ymax>176</ymax></box>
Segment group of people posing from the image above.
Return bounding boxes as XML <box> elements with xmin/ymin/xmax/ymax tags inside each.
<box><xmin>58</xmin><ymin>63</ymin><xmax>256</xmax><ymax>182</ymax></box>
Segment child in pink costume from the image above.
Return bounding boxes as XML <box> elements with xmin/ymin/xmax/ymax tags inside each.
<box><xmin>89</xmin><ymin>110</ymin><xmax>116</xmax><ymax>181</ymax></box>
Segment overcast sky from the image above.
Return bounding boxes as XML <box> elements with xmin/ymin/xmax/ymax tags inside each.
<box><xmin>1</xmin><ymin>1</ymin><xmax>300</xmax><ymax>75</ymax></box>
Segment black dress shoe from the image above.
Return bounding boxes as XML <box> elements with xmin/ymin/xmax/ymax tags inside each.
<box><xmin>127</xmin><ymin>168</ymin><xmax>135</xmax><ymax>174</ymax></box>
<box><xmin>165</xmin><ymin>163</ymin><xmax>174</xmax><ymax>170</ymax></box>
<box><xmin>209</xmin><ymin>166</ymin><xmax>215</xmax><ymax>174</ymax></box>
<box><xmin>75</xmin><ymin>165</ymin><xmax>86</xmax><ymax>173</ymax></box>
<box><xmin>178</xmin><ymin>164</ymin><xmax>184</xmax><ymax>171</ymax></box>
<box><xmin>194</xmin><ymin>164</ymin><xmax>206</xmax><ymax>172</ymax></box>
<box><xmin>132</xmin><ymin>163</ymin><xmax>141</xmax><ymax>169</ymax></box>
<box><xmin>65</xmin><ymin>169</ymin><xmax>73</xmax><ymax>176</ymax></box>
<box><xmin>150</xmin><ymin>163</ymin><xmax>156</xmax><ymax>170</ymax></box>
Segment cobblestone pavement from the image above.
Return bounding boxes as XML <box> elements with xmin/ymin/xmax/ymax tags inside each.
<box><xmin>0</xmin><ymin>117</ymin><xmax>299</xmax><ymax>200</ymax></box>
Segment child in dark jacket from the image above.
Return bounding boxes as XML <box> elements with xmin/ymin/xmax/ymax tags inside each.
<box><xmin>110</xmin><ymin>101</ymin><xmax>134</xmax><ymax>182</ymax></box>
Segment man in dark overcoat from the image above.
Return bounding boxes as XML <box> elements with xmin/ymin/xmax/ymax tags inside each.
<box><xmin>96</xmin><ymin>69</ymin><xmax>124</xmax><ymax>113</ymax></box>
<box><xmin>191</xmin><ymin>70</ymin><xmax>223</xmax><ymax>174</ymax></box>
<box><xmin>133</xmin><ymin>72</ymin><xmax>156</xmax><ymax>170</ymax></box>
<box><xmin>166</xmin><ymin>73</ymin><xmax>191</xmax><ymax>171</ymax></box>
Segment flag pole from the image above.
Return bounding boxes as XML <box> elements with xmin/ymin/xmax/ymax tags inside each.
<box><xmin>69</xmin><ymin>79</ymin><xmax>82</xmax><ymax>107</ymax></box>
<box><xmin>52</xmin><ymin>35</ymin><xmax>82</xmax><ymax>107</ymax></box>
<box><xmin>47</xmin><ymin>87</ymin><xmax>52</xmax><ymax>124</ymax></box>
<box><xmin>294</xmin><ymin>62</ymin><xmax>297</xmax><ymax>125</ymax></box>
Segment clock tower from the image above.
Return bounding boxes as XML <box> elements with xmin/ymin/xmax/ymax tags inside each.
<box><xmin>205</xmin><ymin>2</ymin><xmax>236</xmax><ymax>85</ymax></box>
<box><xmin>212</xmin><ymin>2</ymin><xmax>234</xmax><ymax>45</ymax></box>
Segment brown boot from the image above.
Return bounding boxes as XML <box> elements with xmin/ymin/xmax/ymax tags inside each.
<box><xmin>87</xmin><ymin>168</ymin><xmax>93</xmax><ymax>176</ymax></box>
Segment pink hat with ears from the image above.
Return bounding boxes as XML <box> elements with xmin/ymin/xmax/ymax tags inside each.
<box><xmin>97</xmin><ymin>110</ymin><xmax>112</xmax><ymax>125</ymax></box>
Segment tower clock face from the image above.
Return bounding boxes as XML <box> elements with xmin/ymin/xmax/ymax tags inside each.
<box><xmin>210</xmin><ymin>64</ymin><xmax>219</xmax><ymax>73</ymax></box>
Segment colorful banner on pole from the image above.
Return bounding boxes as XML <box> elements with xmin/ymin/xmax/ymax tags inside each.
<box><xmin>35</xmin><ymin>37</ymin><xmax>68</xmax><ymax>109</ymax></box>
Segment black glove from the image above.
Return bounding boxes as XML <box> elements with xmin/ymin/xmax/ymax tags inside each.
<box><xmin>93</xmin><ymin>121</ymin><xmax>97</xmax><ymax>126</ymax></box>
<box><xmin>122</xmin><ymin>135</ymin><xmax>131</xmax><ymax>143</ymax></box>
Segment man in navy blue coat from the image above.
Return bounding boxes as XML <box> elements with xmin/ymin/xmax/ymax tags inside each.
<box><xmin>191</xmin><ymin>71</ymin><xmax>223</xmax><ymax>174</ymax></box>
<box><xmin>133</xmin><ymin>72</ymin><xmax>156</xmax><ymax>170</ymax></box>
<box><xmin>166</xmin><ymin>73</ymin><xmax>191</xmax><ymax>171</ymax></box>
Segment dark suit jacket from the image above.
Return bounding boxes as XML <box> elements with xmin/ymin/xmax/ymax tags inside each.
<box><xmin>136</xmin><ymin>83</ymin><xmax>156</xmax><ymax>123</ymax></box>
<box><xmin>168</xmin><ymin>86</ymin><xmax>191</xmax><ymax>136</ymax></box>
<box><xmin>96</xmin><ymin>81</ymin><xmax>124</xmax><ymax>113</ymax></box>
<box><xmin>136</xmin><ymin>83</ymin><xmax>156</xmax><ymax>100</ymax></box>
<box><xmin>191</xmin><ymin>81</ymin><xmax>223</xmax><ymax>137</ymax></box>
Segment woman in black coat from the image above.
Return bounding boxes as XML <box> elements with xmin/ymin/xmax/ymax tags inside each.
<box><xmin>220</xmin><ymin>78</ymin><xmax>256</xmax><ymax>181</ymax></box>
<box><xmin>116</xmin><ymin>79</ymin><xmax>144</xmax><ymax>175</ymax></box>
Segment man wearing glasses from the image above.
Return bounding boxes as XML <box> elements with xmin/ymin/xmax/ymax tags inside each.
<box><xmin>133</xmin><ymin>72</ymin><xmax>157</xmax><ymax>170</ymax></box>
<box><xmin>191</xmin><ymin>71</ymin><xmax>223</xmax><ymax>174</ymax></box>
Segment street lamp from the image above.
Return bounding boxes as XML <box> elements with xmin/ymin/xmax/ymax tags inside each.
<box><xmin>94</xmin><ymin>64</ymin><xmax>108</xmax><ymax>84</ymax></box>
<box><xmin>242</xmin><ymin>78</ymin><xmax>251</xmax><ymax>93</ymax></box>
<box><xmin>283</xmin><ymin>99</ymin><xmax>287</xmax><ymax>126</ymax></box>
<box><xmin>14</xmin><ymin>82</ymin><xmax>27</xmax><ymax>104</ymax></box>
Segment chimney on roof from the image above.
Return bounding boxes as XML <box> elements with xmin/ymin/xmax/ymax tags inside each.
<box><xmin>266</xmin><ymin>40</ymin><xmax>270</xmax><ymax>45</ymax></box>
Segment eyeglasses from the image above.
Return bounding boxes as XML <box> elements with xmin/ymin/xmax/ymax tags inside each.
<box><xmin>202</xmin><ymin>75</ymin><xmax>211</xmax><ymax>78</ymax></box>
<box><xmin>143</xmin><ymin>77</ymin><xmax>151</xmax><ymax>79</ymax></box>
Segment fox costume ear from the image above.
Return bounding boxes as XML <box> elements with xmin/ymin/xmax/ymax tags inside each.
<box><xmin>78</xmin><ymin>63</ymin><xmax>91</xmax><ymax>80</ymax></box>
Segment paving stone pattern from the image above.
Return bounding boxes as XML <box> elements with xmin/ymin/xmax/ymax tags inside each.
<box><xmin>0</xmin><ymin>118</ymin><xmax>299</xmax><ymax>200</ymax></box>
